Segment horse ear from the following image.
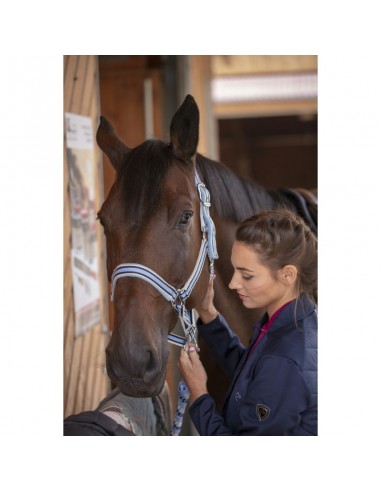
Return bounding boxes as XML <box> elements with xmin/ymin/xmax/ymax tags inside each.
<box><xmin>170</xmin><ymin>94</ymin><xmax>199</xmax><ymax>161</ymax></box>
<box><xmin>96</xmin><ymin>116</ymin><xmax>130</xmax><ymax>171</ymax></box>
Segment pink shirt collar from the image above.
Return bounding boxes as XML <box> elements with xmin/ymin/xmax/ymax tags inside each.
<box><xmin>250</xmin><ymin>300</ymin><xmax>295</xmax><ymax>355</ymax></box>
<box><xmin>262</xmin><ymin>300</ymin><xmax>295</xmax><ymax>332</ymax></box>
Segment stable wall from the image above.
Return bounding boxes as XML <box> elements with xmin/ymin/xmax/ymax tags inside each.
<box><xmin>64</xmin><ymin>55</ymin><xmax>110</xmax><ymax>417</ymax></box>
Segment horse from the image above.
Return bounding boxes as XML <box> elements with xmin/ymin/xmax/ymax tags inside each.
<box><xmin>96</xmin><ymin>94</ymin><xmax>317</xmax><ymax>414</ymax></box>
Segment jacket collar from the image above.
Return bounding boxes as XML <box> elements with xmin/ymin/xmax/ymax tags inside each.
<box><xmin>258</xmin><ymin>293</ymin><xmax>316</xmax><ymax>332</ymax></box>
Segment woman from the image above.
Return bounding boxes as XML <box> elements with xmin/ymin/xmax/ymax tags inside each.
<box><xmin>179</xmin><ymin>209</ymin><xmax>317</xmax><ymax>435</ymax></box>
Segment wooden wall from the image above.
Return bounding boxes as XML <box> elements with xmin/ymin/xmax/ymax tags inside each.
<box><xmin>64</xmin><ymin>55</ymin><xmax>110</xmax><ymax>417</ymax></box>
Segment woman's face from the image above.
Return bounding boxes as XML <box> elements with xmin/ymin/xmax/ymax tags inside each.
<box><xmin>229</xmin><ymin>241</ymin><xmax>293</xmax><ymax>317</ymax></box>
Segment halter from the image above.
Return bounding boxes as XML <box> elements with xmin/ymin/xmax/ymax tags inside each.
<box><xmin>110</xmin><ymin>170</ymin><xmax>218</xmax><ymax>347</ymax></box>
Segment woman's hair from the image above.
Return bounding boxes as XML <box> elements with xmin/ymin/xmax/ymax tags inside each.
<box><xmin>235</xmin><ymin>209</ymin><xmax>317</xmax><ymax>300</ymax></box>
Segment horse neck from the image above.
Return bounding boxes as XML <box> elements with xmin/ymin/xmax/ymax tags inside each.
<box><xmin>196</xmin><ymin>154</ymin><xmax>276</xmax><ymax>224</ymax></box>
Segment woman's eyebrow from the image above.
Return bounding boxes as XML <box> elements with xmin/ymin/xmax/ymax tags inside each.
<box><xmin>236</xmin><ymin>266</ymin><xmax>255</xmax><ymax>273</ymax></box>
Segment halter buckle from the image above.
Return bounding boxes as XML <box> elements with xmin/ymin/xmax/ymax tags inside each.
<box><xmin>197</xmin><ymin>183</ymin><xmax>211</xmax><ymax>207</ymax></box>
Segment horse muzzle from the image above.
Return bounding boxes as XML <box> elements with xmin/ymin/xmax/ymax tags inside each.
<box><xmin>105</xmin><ymin>339</ymin><xmax>168</xmax><ymax>397</ymax></box>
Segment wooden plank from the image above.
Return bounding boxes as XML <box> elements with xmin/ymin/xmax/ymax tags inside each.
<box><xmin>63</xmin><ymin>291</ymin><xmax>74</xmax><ymax>358</ymax></box>
<box><xmin>64</xmin><ymin>308</ymin><xmax>75</xmax><ymax>414</ymax></box>
<box><xmin>63</xmin><ymin>212</ymin><xmax>73</xmax><ymax>311</ymax></box>
<box><xmin>64</xmin><ymin>55</ymin><xmax>69</xmax><ymax>78</ymax></box>
<box><xmin>213</xmin><ymin>98</ymin><xmax>318</xmax><ymax>119</ymax></box>
<box><xmin>82</xmin><ymin>56</ymin><xmax>97</xmax><ymax>117</ymax></box>
<box><xmin>74</xmin><ymin>327</ymin><xmax>92</xmax><ymax>414</ymax></box>
<box><xmin>90</xmin><ymin>328</ymin><xmax>107</xmax><ymax>410</ymax></box>
<box><xmin>63</xmin><ymin>109</ymin><xmax>75</xmax><ymax>417</ymax></box>
<box><xmin>64</xmin><ymin>334</ymin><xmax>84</xmax><ymax>416</ymax></box>
<box><xmin>212</xmin><ymin>55</ymin><xmax>318</xmax><ymax>76</ymax></box>
<box><xmin>69</xmin><ymin>56</ymin><xmax>88</xmax><ymax>115</ymax></box>
<box><xmin>64</xmin><ymin>55</ymin><xmax>79</xmax><ymax>112</ymax></box>
<box><xmin>83</xmin><ymin>327</ymin><xmax>99</xmax><ymax>410</ymax></box>
<box><xmin>78</xmin><ymin>56</ymin><xmax>92</xmax><ymax>115</ymax></box>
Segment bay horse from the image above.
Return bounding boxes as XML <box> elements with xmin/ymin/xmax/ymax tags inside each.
<box><xmin>96</xmin><ymin>94</ymin><xmax>317</xmax><ymax>410</ymax></box>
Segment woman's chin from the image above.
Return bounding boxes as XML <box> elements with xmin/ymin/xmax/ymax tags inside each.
<box><xmin>240</xmin><ymin>296</ymin><xmax>252</xmax><ymax>307</ymax></box>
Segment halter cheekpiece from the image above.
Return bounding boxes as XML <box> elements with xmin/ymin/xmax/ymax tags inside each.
<box><xmin>109</xmin><ymin>170</ymin><xmax>218</xmax><ymax>348</ymax></box>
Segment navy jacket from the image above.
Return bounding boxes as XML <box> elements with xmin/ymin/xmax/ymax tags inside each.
<box><xmin>189</xmin><ymin>294</ymin><xmax>317</xmax><ymax>436</ymax></box>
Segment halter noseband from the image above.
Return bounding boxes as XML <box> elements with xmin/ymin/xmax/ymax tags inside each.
<box><xmin>109</xmin><ymin>170</ymin><xmax>218</xmax><ymax>347</ymax></box>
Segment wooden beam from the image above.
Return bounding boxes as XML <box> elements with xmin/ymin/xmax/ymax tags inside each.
<box><xmin>214</xmin><ymin>98</ymin><xmax>318</xmax><ymax>119</ymax></box>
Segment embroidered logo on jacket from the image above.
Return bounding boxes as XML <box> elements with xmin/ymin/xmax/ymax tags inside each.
<box><xmin>256</xmin><ymin>403</ymin><xmax>271</xmax><ymax>421</ymax></box>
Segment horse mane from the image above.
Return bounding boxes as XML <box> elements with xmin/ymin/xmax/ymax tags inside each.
<box><xmin>196</xmin><ymin>154</ymin><xmax>275</xmax><ymax>223</ymax></box>
<box><xmin>118</xmin><ymin>139</ymin><xmax>276</xmax><ymax>225</ymax></box>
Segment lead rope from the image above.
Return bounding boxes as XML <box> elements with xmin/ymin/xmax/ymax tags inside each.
<box><xmin>171</xmin><ymin>380</ymin><xmax>191</xmax><ymax>435</ymax></box>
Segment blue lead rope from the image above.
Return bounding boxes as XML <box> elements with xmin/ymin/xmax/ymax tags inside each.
<box><xmin>171</xmin><ymin>380</ymin><xmax>190</xmax><ymax>436</ymax></box>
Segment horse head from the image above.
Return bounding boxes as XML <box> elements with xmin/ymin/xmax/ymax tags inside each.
<box><xmin>96</xmin><ymin>95</ymin><xmax>213</xmax><ymax>397</ymax></box>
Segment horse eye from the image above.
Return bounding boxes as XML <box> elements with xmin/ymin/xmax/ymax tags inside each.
<box><xmin>178</xmin><ymin>210</ymin><xmax>193</xmax><ymax>226</ymax></box>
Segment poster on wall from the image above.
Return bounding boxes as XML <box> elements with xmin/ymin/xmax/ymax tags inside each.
<box><xmin>65</xmin><ymin>112</ymin><xmax>101</xmax><ymax>337</ymax></box>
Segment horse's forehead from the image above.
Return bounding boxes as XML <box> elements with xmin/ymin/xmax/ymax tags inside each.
<box><xmin>162</xmin><ymin>165</ymin><xmax>196</xmax><ymax>197</ymax></box>
<box><xmin>101</xmin><ymin>162</ymin><xmax>196</xmax><ymax>223</ymax></box>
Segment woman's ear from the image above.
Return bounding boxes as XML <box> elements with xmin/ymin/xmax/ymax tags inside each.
<box><xmin>281</xmin><ymin>265</ymin><xmax>298</xmax><ymax>286</ymax></box>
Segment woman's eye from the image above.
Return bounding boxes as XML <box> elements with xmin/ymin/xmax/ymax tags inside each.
<box><xmin>242</xmin><ymin>275</ymin><xmax>253</xmax><ymax>280</ymax></box>
<box><xmin>178</xmin><ymin>211</ymin><xmax>193</xmax><ymax>226</ymax></box>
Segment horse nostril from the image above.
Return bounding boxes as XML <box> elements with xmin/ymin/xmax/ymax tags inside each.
<box><xmin>106</xmin><ymin>341</ymin><xmax>159</xmax><ymax>380</ymax></box>
<box><xmin>145</xmin><ymin>349</ymin><xmax>157</xmax><ymax>374</ymax></box>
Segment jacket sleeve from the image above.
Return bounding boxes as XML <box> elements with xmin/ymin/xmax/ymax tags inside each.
<box><xmin>189</xmin><ymin>394</ymin><xmax>233</xmax><ymax>435</ymax></box>
<box><xmin>197</xmin><ymin>314</ymin><xmax>247</xmax><ymax>379</ymax></box>
<box><xmin>189</xmin><ymin>355</ymin><xmax>309</xmax><ymax>436</ymax></box>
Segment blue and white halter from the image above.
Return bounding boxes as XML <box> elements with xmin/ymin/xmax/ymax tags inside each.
<box><xmin>110</xmin><ymin>170</ymin><xmax>218</xmax><ymax>348</ymax></box>
<box><xmin>109</xmin><ymin>170</ymin><xmax>218</xmax><ymax>435</ymax></box>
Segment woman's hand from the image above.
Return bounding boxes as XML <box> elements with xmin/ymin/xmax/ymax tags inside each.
<box><xmin>195</xmin><ymin>275</ymin><xmax>219</xmax><ymax>324</ymax></box>
<box><xmin>178</xmin><ymin>344</ymin><xmax>208</xmax><ymax>402</ymax></box>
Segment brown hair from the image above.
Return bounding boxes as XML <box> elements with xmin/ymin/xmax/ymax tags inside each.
<box><xmin>235</xmin><ymin>209</ymin><xmax>317</xmax><ymax>300</ymax></box>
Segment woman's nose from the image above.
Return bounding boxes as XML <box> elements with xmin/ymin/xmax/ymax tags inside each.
<box><xmin>229</xmin><ymin>271</ymin><xmax>240</xmax><ymax>290</ymax></box>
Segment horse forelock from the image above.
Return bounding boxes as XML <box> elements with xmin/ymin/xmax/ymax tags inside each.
<box><xmin>117</xmin><ymin>139</ymin><xmax>192</xmax><ymax>224</ymax></box>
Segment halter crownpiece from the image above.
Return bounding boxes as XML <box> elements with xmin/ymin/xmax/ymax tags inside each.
<box><xmin>110</xmin><ymin>169</ymin><xmax>218</xmax><ymax>347</ymax></box>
